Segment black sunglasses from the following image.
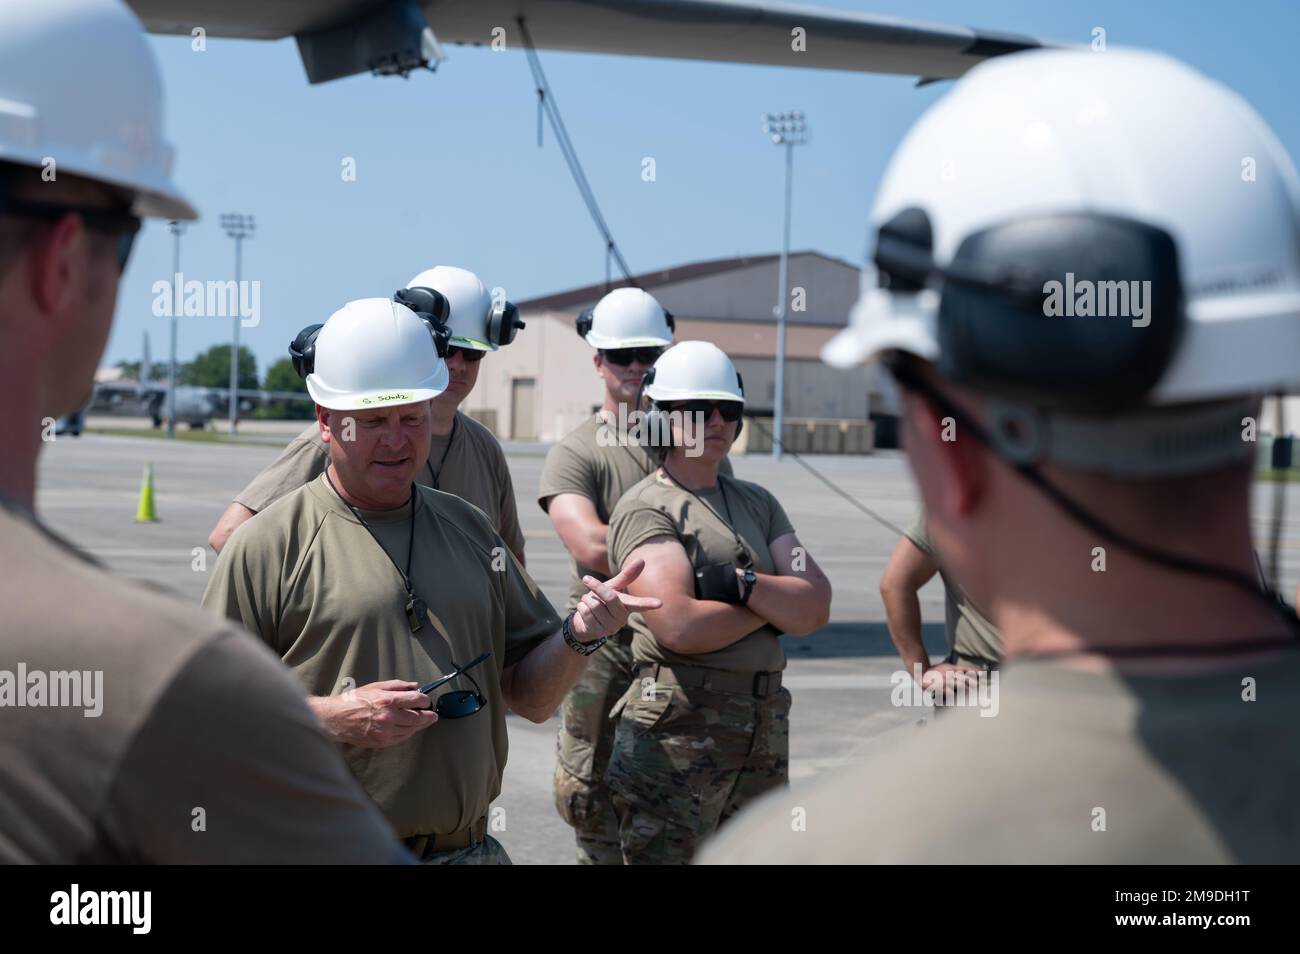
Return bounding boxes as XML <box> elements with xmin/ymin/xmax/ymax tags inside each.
<box><xmin>601</xmin><ymin>347</ymin><xmax>664</xmax><ymax>367</ymax></box>
<box><xmin>666</xmin><ymin>400</ymin><xmax>744</xmax><ymax>423</ymax></box>
<box><xmin>0</xmin><ymin>199</ymin><xmax>141</xmax><ymax>272</ymax></box>
<box><xmin>446</xmin><ymin>345</ymin><xmax>487</xmax><ymax>363</ymax></box>
<box><xmin>417</xmin><ymin>651</ymin><xmax>491</xmax><ymax>719</ymax></box>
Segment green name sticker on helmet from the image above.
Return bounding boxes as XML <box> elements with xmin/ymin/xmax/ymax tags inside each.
<box><xmin>360</xmin><ymin>391</ymin><xmax>415</xmax><ymax>406</ymax></box>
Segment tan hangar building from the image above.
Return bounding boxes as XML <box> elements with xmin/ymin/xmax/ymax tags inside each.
<box><xmin>464</xmin><ymin>251</ymin><xmax>897</xmax><ymax>452</ymax></box>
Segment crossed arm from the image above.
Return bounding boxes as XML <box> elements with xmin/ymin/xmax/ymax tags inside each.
<box><xmin>623</xmin><ymin>532</ymin><xmax>831</xmax><ymax>656</ymax></box>
<box><xmin>546</xmin><ymin>492</ymin><xmax>610</xmax><ymax>574</ymax></box>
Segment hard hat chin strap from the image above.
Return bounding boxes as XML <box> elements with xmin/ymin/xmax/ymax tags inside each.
<box><xmin>986</xmin><ymin>397</ymin><xmax>1256</xmax><ymax>479</ymax></box>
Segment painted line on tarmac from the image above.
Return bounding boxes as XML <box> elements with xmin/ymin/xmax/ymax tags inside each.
<box><xmin>81</xmin><ymin>548</ymin><xmax>205</xmax><ymax>558</ymax></box>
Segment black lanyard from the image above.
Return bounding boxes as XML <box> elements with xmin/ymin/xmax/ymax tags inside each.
<box><xmin>324</xmin><ymin>471</ymin><xmax>427</xmax><ymax>632</ymax></box>
<box><xmin>426</xmin><ymin>415</ymin><xmax>459</xmax><ymax>490</ymax></box>
<box><xmin>660</xmin><ymin>463</ymin><xmax>753</xmax><ymax>569</ymax></box>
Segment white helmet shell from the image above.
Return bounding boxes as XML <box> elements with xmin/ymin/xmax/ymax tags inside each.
<box><xmin>823</xmin><ymin>48</ymin><xmax>1300</xmax><ymax>405</ymax></box>
<box><xmin>586</xmin><ymin>287</ymin><xmax>674</xmax><ymax>349</ymax></box>
<box><xmin>644</xmin><ymin>341</ymin><xmax>744</xmax><ymax>404</ymax></box>
<box><xmin>0</xmin><ymin>0</ymin><xmax>196</xmax><ymax>220</ymax></box>
<box><xmin>405</xmin><ymin>265</ymin><xmax>496</xmax><ymax>351</ymax></box>
<box><xmin>307</xmin><ymin>298</ymin><xmax>449</xmax><ymax>411</ymax></box>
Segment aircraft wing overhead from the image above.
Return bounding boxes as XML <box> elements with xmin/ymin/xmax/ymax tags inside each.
<box><xmin>128</xmin><ymin>0</ymin><xmax>1050</xmax><ymax>82</ymax></box>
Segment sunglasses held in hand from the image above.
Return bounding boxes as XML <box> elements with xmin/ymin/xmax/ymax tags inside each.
<box><xmin>418</xmin><ymin>651</ymin><xmax>491</xmax><ymax>719</ymax></box>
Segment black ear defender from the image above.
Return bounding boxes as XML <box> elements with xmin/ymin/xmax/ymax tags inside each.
<box><xmin>734</xmin><ymin>370</ymin><xmax>744</xmax><ymax>440</ymax></box>
<box><xmin>393</xmin><ymin>286</ymin><xmax>452</xmax><ymax>358</ymax></box>
<box><xmin>289</xmin><ymin>324</ymin><xmax>324</xmax><ymax>379</ymax></box>
<box><xmin>576</xmin><ymin>307</ymin><xmax>594</xmax><ymax>340</ymax></box>
<box><xmin>487</xmin><ymin>299</ymin><xmax>526</xmax><ymax>347</ymax></box>
<box><xmin>394</xmin><ymin>286</ymin><xmax>450</xmax><ymax>324</ymax></box>
<box><xmin>575</xmin><ymin>300</ymin><xmax>671</xmax><ymax>340</ymax></box>
<box><xmin>873</xmin><ymin>206</ymin><xmax>1186</xmax><ymax>414</ymax></box>
<box><xmin>637</xmin><ymin>365</ymin><xmax>671</xmax><ymax>448</ymax></box>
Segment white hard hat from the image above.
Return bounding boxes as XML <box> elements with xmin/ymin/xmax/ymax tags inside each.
<box><xmin>582</xmin><ymin>287</ymin><xmax>675</xmax><ymax>349</ymax></box>
<box><xmin>823</xmin><ymin>48</ymin><xmax>1300</xmax><ymax>407</ymax></box>
<box><xmin>644</xmin><ymin>341</ymin><xmax>744</xmax><ymax>404</ymax></box>
<box><xmin>0</xmin><ymin>0</ymin><xmax>196</xmax><ymax>220</ymax></box>
<box><xmin>307</xmin><ymin>298</ymin><xmax>449</xmax><ymax>411</ymax></box>
<box><xmin>406</xmin><ymin>265</ymin><xmax>496</xmax><ymax>351</ymax></box>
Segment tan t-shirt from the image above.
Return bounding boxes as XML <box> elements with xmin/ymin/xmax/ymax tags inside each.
<box><xmin>698</xmin><ymin>654</ymin><xmax>1300</xmax><ymax>863</ymax></box>
<box><xmin>538</xmin><ymin>412</ymin><xmax>732</xmax><ymax>612</ymax></box>
<box><xmin>202</xmin><ymin>476</ymin><xmax>561</xmax><ymax>838</ymax></box>
<box><xmin>235</xmin><ymin>411</ymin><xmax>525</xmax><ymax>560</ymax></box>
<box><xmin>904</xmin><ymin>510</ymin><xmax>1001</xmax><ymax>666</ymax></box>
<box><xmin>607</xmin><ymin>470</ymin><xmax>795</xmax><ymax>674</ymax></box>
<box><xmin>0</xmin><ymin>498</ymin><xmax>402</xmax><ymax>864</ymax></box>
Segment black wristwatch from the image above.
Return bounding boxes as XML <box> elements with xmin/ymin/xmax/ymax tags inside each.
<box><xmin>561</xmin><ymin>612</ymin><xmax>609</xmax><ymax>656</ymax></box>
<box><xmin>738</xmin><ymin>568</ymin><xmax>757</xmax><ymax>605</ymax></box>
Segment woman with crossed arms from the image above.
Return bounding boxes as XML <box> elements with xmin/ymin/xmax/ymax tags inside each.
<box><xmin>603</xmin><ymin>341</ymin><xmax>832</xmax><ymax>864</ymax></box>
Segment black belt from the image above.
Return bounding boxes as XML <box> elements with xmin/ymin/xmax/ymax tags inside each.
<box><xmin>404</xmin><ymin>815</ymin><xmax>488</xmax><ymax>860</ymax></box>
<box><xmin>634</xmin><ymin>662</ymin><xmax>783</xmax><ymax>699</ymax></box>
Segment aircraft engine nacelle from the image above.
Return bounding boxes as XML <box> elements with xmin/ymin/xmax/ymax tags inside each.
<box><xmin>295</xmin><ymin>0</ymin><xmax>445</xmax><ymax>84</ymax></box>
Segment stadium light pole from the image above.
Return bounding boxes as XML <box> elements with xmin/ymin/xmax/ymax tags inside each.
<box><xmin>761</xmin><ymin>111</ymin><xmax>807</xmax><ymax>460</ymax></box>
<box><xmin>220</xmin><ymin>213</ymin><xmax>254</xmax><ymax>435</ymax></box>
<box><xmin>165</xmin><ymin>220</ymin><xmax>184</xmax><ymax>439</ymax></box>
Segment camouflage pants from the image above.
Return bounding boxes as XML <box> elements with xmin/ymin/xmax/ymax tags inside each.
<box><xmin>606</xmin><ymin>679</ymin><xmax>791</xmax><ymax>865</ymax></box>
<box><xmin>553</xmin><ymin>630</ymin><xmax>636</xmax><ymax>865</ymax></box>
<box><xmin>420</xmin><ymin>834</ymin><xmax>512</xmax><ymax>865</ymax></box>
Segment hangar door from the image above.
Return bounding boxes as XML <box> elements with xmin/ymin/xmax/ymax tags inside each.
<box><xmin>511</xmin><ymin>378</ymin><xmax>537</xmax><ymax>440</ymax></box>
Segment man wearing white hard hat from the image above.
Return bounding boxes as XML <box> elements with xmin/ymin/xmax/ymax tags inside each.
<box><xmin>203</xmin><ymin>298</ymin><xmax>660</xmax><ymax>864</ymax></box>
<box><xmin>539</xmin><ymin>287</ymin><xmax>733</xmax><ymax>863</ymax></box>
<box><xmin>603</xmin><ymin>341</ymin><xmax>831</xmax><ymax>864</ymax></box>
<box><xmin>0</xmin><ymin>0</ymin><xmax>404</xmax><ymax>863</ymax></box>
<box><xmin>208</xmin><ymin>266</ymin><xmax>527</xmax><ymax>561</ymax></box>
<box><xmin>702</xmin><ymin>48</ymin><xmax>1300</xmax><ymax>864</ymax></box>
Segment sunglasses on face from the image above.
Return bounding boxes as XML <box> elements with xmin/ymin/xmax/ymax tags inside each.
<box><xmin>1</xmin><ymin>198</ymin><xmax>141</xmax><ymax>272</ymax></box>
<box><xmin>666</xmin><ymin>400</ymin><xmax>745</xmax><ymax>423</ymax></box>
<box><xmin>601</xmin><ymin>347</ymin><xmax>664</xmax><ymax>367</ymax></box>
<box><xmin>445</xmin><ymin>345</ymin><xmax>486</xmax><ymax>363</ymax></box>
<box><xmin>417</xmin><ymin>651</ymin><xmax>491</xmax><ymax>719</ymax></box>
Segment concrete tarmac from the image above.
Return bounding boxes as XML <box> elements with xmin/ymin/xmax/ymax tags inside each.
<box><xmin>32</xmin><ymin>432</ymin><xmax>1300</xmax><ymax>863</ymax></box>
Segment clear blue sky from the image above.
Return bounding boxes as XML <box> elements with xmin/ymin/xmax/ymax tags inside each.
<box><xmin>107</xmin><ymin>0</ymin><xmax>1300</xmax><ymax>377</ymax></box>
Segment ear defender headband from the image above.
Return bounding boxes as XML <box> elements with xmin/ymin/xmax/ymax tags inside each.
<box><xmin>574</xmin><ymin>302</ymin><xmax>675</xmax><ymax>340</ymax></box>
<box><xmin>487</xmin><ymin>299</ymin><xmax>526</xmax><ymax>347</ymax></box>
<box><xmin>289</xmin><ymin>288</ymin><xmax>454</xmax><ymax>380</ymax></box>
<box><xmin>873</xmin><ymin>207</ymin><xmax>1185</xmax><ymax>414</ymax></box>
<box><xmin>393</xmin><ymin>286</ymin><xmax>452</xmax><ymax>357</ymax></box>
